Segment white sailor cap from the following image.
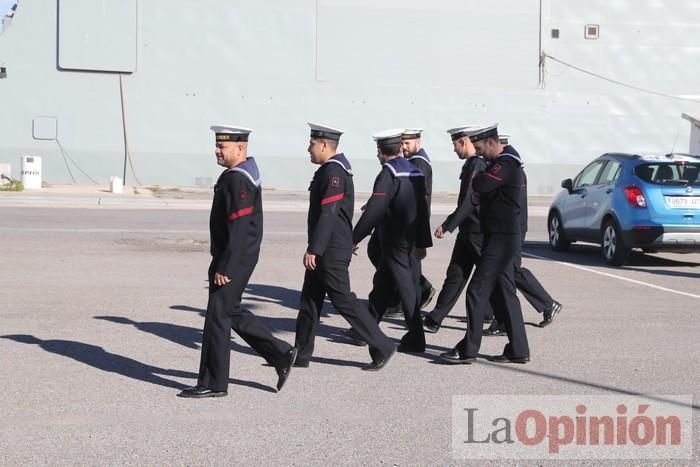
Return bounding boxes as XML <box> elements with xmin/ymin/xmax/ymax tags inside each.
<box><xmin>401</xmin><ymin>128</ymin><xmax>424</xmax><ymax>140</ymax></box>
<box><xmin>468</xmin><ymin>124</ymin><xmax>499</xmax><ymax>143</ymax></box>
<box><xmin>446</xmin><ymin>125</ymin><xmax>477</xmax><ymax>141</ymax></box>
<box><xmin>372</xmin><ymin>128</ymin><xmax>405</xmax><ymax>146</ymax></box>
<box><xmin>308</xmin><ymin>123</ymin><xmax>343</xmax><ymax>141</ymax></box>
<box><xmin>498</xmin><ymin>133</ymin><xmax>510</xmax><ymax>145</ymax></box>
<box><xmin>210</xmin><ymin>125</ymin><xmax>253</xmax><ymax>143</ymax></box>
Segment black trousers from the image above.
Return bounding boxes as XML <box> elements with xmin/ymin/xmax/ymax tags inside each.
<box><xmin>198</xmin><ymin>262</ymin><xmax>292</xmax><ymax>392</ymax></box>
<box><xmin>490</xmin><ymin>233</ymin><xmax>554</xmax><ymax>329</ymax></box>
<box><xmin>367</xmin><ymin>230</ymin><xmax>382</xmax><ymax>268</ymax></box>
<box><xmin>295</xmin><ymin>248</ymin><xmax>395</xmax><ymax>364</ymax></box>
<box><xmin>368</xmin><ymin>231</ymin><xmax>398</xmax><ymax>310</ymax></box>
<box><xmin>416</xmin><ymin>262</ymin><xmax>434</xmax><ymax>300</ymax></box>
<box><xmin>514</xmin><ymin>233</ymin><xmax>553</xmax><ymax>313</ymax></box>
<box><xmin>367</xmin><ymin>231</ymin><xmax>431</xmax><ymax>309</ymax></box>
<box><xmin>428</xmin><ymin>232</ymin><xmax>492</xmax><ymax>324</ymax></box>
<box><xmin>368</xmin><ymin>244</ymin><xmax>425</xmax><ymax>349</ymax></box>
<box><xmin>458</xmin><ymin>233</ymin><xmax>530</xmax><ymax>358</ymax></box>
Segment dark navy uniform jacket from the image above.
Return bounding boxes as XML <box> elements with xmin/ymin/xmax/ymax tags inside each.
<box><xmin>210</xmin><ymin>157</ymin><xmax>263</xmax><ymax>274</ymax></box>
<box><xmin>520</xmin><ymin>168</ymin><xmax>528</xmax><ymax>235</ymax></box>
<box><xmin>407</xmin><ymin>148</ymin><xmax>432</xmax><ymax>218</ymax></box>
<box><xmin>442</xmin><ymin>155</ymin><xmax>487</xmax><ymax>235</ymax></box>
<box><xmin>307</xmin><ymin>153</ymin><xmax>355</xmax><ymax>255</ymax></box>
<box><xmin>353</xmin><ymin>157</ymin><xmax>432</xmax><ymax>250</ymax></box>
<box><xmin>472</xmin><ymin>145</ymin><xmax>523</xmax><ymax>235</ymax></box>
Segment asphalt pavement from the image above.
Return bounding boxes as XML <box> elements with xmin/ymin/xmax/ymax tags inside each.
<box><xmin>1</xmin><ymin>185</ymin><xmax>698</xmax><ymax>465</ymax></box>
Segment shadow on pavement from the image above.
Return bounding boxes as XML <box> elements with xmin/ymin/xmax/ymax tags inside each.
<box><xmin>1</xmin><ymin>334</ymin><xmax>275</xmax><ymax>393</ymax></box>
<box><xmin>244</xmin><ymin>283</ymin><xmax>302</xmax><ymax>311</ymax></box>
<box><xmin>170</xmin><ymin>305</ymin><xmax>300</xmax><ymax>334</ymax></box>
<box><xmin>477</xmin><ymin>359</ymin><xmax>700</xmax><ymax>411</ymax></box>
<box><xmin>170</xmin><ymin>304</ymin><xmax>206</xmax><ymax>316</ymax></box>
<box><xmin>96</xmin><ymin>316</ymin><xmax>202</xmax><ymax>350</ymax></box>
<box><xmin>524</xmin><ymin>241</ymin><xmax>700</xmax><ymax>270</ymax></box>
<box><xmin>95</xmin><ymin>315</ymin><xmax>263</xmax><ymax>360</ymax></box>
<box><xmin>98</xmin><ymin>311</ymin><xmax>362</xmax><ymax>369</ymax></box>
<box><xmin>620</xmin><ymin>265</ymin><xmax>700</xmax><ymax>280</ymax></box>
<box><xmin>306</xmin><ymin>355</ymin><xmax>366</xmax><ymax>368</ymax></box>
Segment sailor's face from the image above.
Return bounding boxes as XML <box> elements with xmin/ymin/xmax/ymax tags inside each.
<box><xmin>453</xmin><ymin>137</ymin><xmax>476</xmax><ymax>160</ymax></box>
<box><xmin>376</xmin><ymin>148</ymin><xmax>390</xmax><ymax>164</ymax></box>
<box><xmin>307</xmin><ymin>138</ymin><xmax>324</xmax><ymax>164</ymax></box>
<box><xmin>473</xmin><ymin>139</ymin><xmax>493</xmax><ymax>159</ymax></box>
<box><xmin>472</xmin><ymin>140</ymin><xmax>485</xmax><ymax>156</ymax></box>
<box><xmin>475</xmin><ymin>139</ymin><xmax>499</xmax><ymax>159</ymax></box>
<box><xmin>215</xmin><ymin>142</ymin><xmax>240</xmax><ymax>167</ymax></box>
<box><xmin>401</xmin><ymin>139</ymin><xmax>420</xmax><ymax>157</ymax></box>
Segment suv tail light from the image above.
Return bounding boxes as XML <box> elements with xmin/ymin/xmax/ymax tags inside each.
<box><xmin>624</xmin><ymin>186</ymin><xmax>647</xmax><ymax>208</ymax></box>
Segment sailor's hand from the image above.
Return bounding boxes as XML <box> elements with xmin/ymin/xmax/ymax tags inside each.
<box><xmin>303</xmin><ymin>251</ymin><xmax>317</xmax><ymax>271</ymax></box>
<box><xmin>416</xmin><ymin>248</ymin><xmax>427</xmax><ymax>260</ymax></box>
<box><xmin>434</xmin><ymin>226</ymin><xmax>445</xmax><ymax>239</ymax></box>
<box><xmin>213</xmin><ymin>272</ymin><xmax>231</xmax><ymax>287</ymax></box>
<box><xmin>352</xmin><ymin>244</ymin><xmax>359</xmax><ymax>256</ymax></box>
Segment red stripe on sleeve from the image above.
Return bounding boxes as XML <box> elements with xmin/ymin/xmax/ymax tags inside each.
<box><xmin>484</xmin><ymin>172</ymin><xmax>503</xmax><ymax>181</ymax></box>
<box><xmin>228</xmin><ymin>206</ymin><xmax>254</xmax><ymax>221</ymax></box>
<box><xmin>372</xmin><ymin>192</ymin><xmax>386</xmax><ymax>197</ymax></box>
<box><xmin>321</xmin><ymin>193</ymin><xmax>344</xmax><ymax>205</ymax></box>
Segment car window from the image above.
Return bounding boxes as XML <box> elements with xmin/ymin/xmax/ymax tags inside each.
<box><xmin>573</xmin><ymin>161</ymin><xmax>605</xmax><ymax>189</ymax></box>
<box><xmin>598</xmin><ymin>161</ymin><xmax>622</xmax><ymax>184</ymax></box>
<box><xmin>634</xmin><ymin>163</ymin><xmax>700</xmax><ymax>186</ymax></box>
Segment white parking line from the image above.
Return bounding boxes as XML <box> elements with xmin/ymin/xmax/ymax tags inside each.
<box><xmin>523</xmin><ymin>252</ymin><xmax>700</xmax><ymax>300</ymax></box>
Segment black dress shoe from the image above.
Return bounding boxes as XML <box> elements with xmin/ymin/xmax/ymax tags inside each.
<box><xmin>341</xmin><ymin>328</ymin><xmax>368</xmax><ymax>347</ymax></box>
<box><xmin>177</xmin><ymin>386</ymin><xmax>227</xmax><ymax>398</ymax></box>
<box><xmin>361</xmin><ymin>347</ymin><xmax>396</xmax><ymax>371</ymax></box>
<box><xmin>276</xmin><ymin>347</ymin><xmax>297</xmax><ymax>391</ymax></box>
<box><xmin>422</xmin><ymin>315</ymin><xmax>440</xmax><ymax>334</ymax></box>
<box><xmin>483</xmin><ymin>325</ymin><xmax>506</xmax><ymax>337</ymax></box>
<box><xmin>420</xmin><ymin>286</ymin><xmax>436</xmax><ymax>309</ymax></box>
<box><xmin>489</xmin><ymin>354</ymin><xmax>530</xmax><ymax>364</ymax></box>
<box><xmin>293</xmin><ymin>359</ymin><xmax>309</xmax><ymax>368</ymax></box>
<box><xmin>384</xmin><ymin>303</ymin><xmax>403</xmax><ymax>318</ymax></box>
<box><xmin>539</xmin><ymin>301</ymin><xmax>562</xmax><ymax>327</ymax></box>
<box><xmin>397</xmin><ymin>342</ymin><xmax>425</xmax><ymax>353</ymax></box>
<box><xmin>439</xmin><ymin>348</ymin><xmax>476</xmax><ymax>364</ymax></box>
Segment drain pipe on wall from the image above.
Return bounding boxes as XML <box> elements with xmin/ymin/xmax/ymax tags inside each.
<box><xmin>119</xmin><ymin>73</ymin><xmax>141</xmax><ymax>186</ymax></box>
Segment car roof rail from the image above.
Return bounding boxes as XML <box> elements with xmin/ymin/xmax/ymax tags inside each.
<box><xmin>664</xmin><ymin>152</ymin><xmax>700</xmax><ymax>159</ymax></box>
<box><xmin>602</xmin><ymin>152</ymin><xmax>637</xmax><ymax>159</ymax></box>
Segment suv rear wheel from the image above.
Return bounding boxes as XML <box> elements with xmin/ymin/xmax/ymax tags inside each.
<box><xmin>548</xmin><ymin>212</ymin><xmax>570</xmax><ymax>251</ymax></box>
<box><xmin>602</xmin><ymin>219</ymin><xmax>631</xmax><ymax>266</ymax></box>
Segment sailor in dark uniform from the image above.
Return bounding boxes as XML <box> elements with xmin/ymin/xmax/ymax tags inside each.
<box><xmin>422</xmin><ymin>125</ymin><xmax>492</xmax><ymax>333</ymax></box>
<box><xmin>365</xmin><ymin>150</ymin><xmax>387</xmax><ymax>269</ymax></box>
<box><xmin>440</xmin><ymin>124</ymin><xmax>530</xmax><ymax>364</ymax></box>
<box><xmin>178</xmin><ymin>125</ymin><xmax>297</xmax><ymax>398</ymax></box>
<box><xmin>294</xmin><ymin>123</ymin><xmax>396</xmax><ymax>371</ymax></box>
<box><xmin>401</xmin><ymin>128</ymin><xmax>436</xmax><ymax>309</ymax></box>
<box><xmin>353</xmin><ymin>129</ymin><xmax>433</xmax><ymax>353</ymax></box>
<box><xmin>483</xmin><ymin>134</ymin><xmax>562</xmax><ymax>336</ymax></box>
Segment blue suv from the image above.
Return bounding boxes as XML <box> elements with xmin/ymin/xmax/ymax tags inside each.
<box><xmin>548</xmin><ymin>153</ymin><xmax>700</xmax><ymax>265</ymax></box>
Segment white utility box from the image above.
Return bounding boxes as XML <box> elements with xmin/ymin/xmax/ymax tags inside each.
<box><xmin>20</xmin><ymin>156</ymin><xmax>42</xmax><ymax>189</ymax></box>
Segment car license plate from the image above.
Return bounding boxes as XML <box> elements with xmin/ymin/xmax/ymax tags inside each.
<box><xmin>664</xmin><ymin>196</ymin><xmax>700</xmax><ymax>209</ymax></box>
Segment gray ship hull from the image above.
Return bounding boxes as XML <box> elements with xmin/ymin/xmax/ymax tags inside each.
<box><xmin>1</xmin><ymin>0</ymin><xmax>699</xmax><ymax>193</ymax></box>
